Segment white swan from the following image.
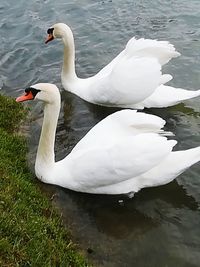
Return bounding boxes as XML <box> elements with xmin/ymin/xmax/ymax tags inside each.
<box><xmin>16</xmin><ymin>83</ymin><xmax>200</xmax><ymax>195</ymax></box>
<box><xmin>45</xmin><ymin>23</ymin><xmax>200</xmax><ymax>109</ymax></box>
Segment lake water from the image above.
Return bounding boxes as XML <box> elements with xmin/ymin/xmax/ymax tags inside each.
<box><xmin>1</xmin><ymin>0</ymin><xmax>200</xmax><ymax>266</ymax></box>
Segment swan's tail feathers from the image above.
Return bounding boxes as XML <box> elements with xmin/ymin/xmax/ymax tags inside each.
<box><xmin>135</xmin><ymin>146</ymin><xmax>200</xmax><ymax>191</ymax></box>
<box><xmin>125</xmin><ymin>38</ymin><xmax>180</xmax><ymax>66</ymax></box>
<box><xmin>168</xmin><ymin>147</ymin><xmax>200</xmax><ymax>177</ymax></box>
<box><xmin>101</xmin><ymin>146</ymin><xmax>200</xmax><ymax>195</ymax></box>
<box><xmin>140</xmin><ymin>85</ymin><xmax>200</xmax><ymax>109</ymax></box>
<box><xmin>166</xmin><ymin>147</ymin><xmax>200</xmax><ymax>179</ymax></box>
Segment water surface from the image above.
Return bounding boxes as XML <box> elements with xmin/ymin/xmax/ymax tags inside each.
<box><xmin>1</xmin><ymin>1</ymin><xmax>200</xmax><ymax>266</ymax></box>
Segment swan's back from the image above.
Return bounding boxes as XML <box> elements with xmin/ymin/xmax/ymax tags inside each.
<box><xmin>96</xmin><ymin>37</ymin><xmax>180</xmax><ymax>79</ymax></box>
<box><xmin>71</xmin><ymin>110</ymin><xmax>169</xmax><ymax>153</ymax></box>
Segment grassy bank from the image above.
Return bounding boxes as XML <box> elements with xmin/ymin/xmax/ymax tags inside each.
<box><xmin>0</xmin><ymin>94</ymin><xmax>89</xmax><ymax>267</ymax></box>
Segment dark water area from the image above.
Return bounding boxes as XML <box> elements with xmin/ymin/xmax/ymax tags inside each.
<box><xmin>1</xmin><ymin>1</ymin><xmax>200</xmax><ymax>266</ymax></box>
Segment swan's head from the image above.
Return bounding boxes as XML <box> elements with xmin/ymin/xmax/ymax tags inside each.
<box><xmin>16</xmin><ymin>83</ymin><xmax>60</xmax><ymax>105</ymax></box>
<box><xmin>45</xmin><ymin>23</ymin><xmax>71</xmax><ymax>44</ymax></box>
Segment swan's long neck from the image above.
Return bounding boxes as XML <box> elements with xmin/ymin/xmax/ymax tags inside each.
<box><xmin>60</xmin><ymin>26</ymin><xmax>90</xmax><ymax>100</ymax></box>
<box><xmin>35</xmin><ymin>101</ymin><xmax>60</xmax><ymax>183</ymax></box>
<box><xmin>61</xmin><ymin>29</ymin><xmax>77</xmax><ymax>84</ymax></box>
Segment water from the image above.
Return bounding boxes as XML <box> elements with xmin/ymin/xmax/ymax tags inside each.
<box><xmin>1</xmin><ymin>0</ymin><xmax>200</xmax><ymax>266</ymax></box>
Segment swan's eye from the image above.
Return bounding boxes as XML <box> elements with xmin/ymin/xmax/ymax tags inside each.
<box><xmin>25</xmin><ymin>88</ymin><xmax>30</xmax><ymax>93</ymax></box>
<box><xmin>25</xmin><ymin>87</ymin><xmax>41</xmax><ymax>98</ymax></box>
<box><xmin>47</xmin><ymin>28</ymin><xmax>54</xmax><ymax>34</ymax></box>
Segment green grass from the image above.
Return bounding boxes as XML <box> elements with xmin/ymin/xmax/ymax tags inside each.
<box><xmin>0</xmin><ymin>94</ymin><xmax>89</xmax><ymax>267</ymax></box>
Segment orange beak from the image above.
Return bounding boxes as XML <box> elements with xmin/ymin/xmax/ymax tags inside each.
<box><xmin>16</xmin><ymin>91</ymin><xmax>34</xmax><ymax>102</ymax></box>
<box><xmin>45</xmin><ymin>34</ymin><xmax>54</xmax><ymax>44</ymax></box>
